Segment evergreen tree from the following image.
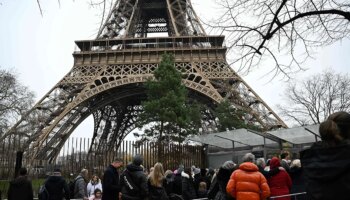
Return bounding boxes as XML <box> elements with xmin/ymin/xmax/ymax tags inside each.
<box><xmin>136</xmin><ymin>53</ymin><xmax>201</xmax><ymax>160</ymax></box>
<box><xmin>214</xmin><ymin>100</ymin><xmax>260</xmax><ymax>131</ymax></box>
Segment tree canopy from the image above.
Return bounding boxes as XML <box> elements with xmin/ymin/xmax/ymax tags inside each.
<box><xmin>136</xmin><ymin>53</ymin><xmax>201</xmax><ymax>144</ymax></box>
<box><xmin>213</xmin><ymin>99</ymin><xmax>261</xmax><ymax>131</ymax></box>
<box><xmin>278</xmin><ymin>70</ymin><xmax>350</xmax><ymax>126</ymax></box>
<box><xmin>0</xmin><ymin>68</ymin><xmax>35</xmax><ymax>135</ymax></box>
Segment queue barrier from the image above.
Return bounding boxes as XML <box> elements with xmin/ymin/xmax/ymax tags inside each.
<box><xmin>270</xmin><ymin>192</ymin><xmax>307</xmax><ymax>199</ymax></box>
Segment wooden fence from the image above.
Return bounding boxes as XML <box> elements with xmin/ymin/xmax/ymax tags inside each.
<box><xmin>0</xmin><ymin>136</ymin><xmax>206</xmax><ymax>180</ymax></box>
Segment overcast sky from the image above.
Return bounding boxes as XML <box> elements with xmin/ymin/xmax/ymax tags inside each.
<box><xmin>0</xmin><ymin>0</ymin><xmax>349</xmax><ymax>139</ymax></box>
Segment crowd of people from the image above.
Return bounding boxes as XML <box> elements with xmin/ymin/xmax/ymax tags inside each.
<box><xmin>5</xmin><ymin>111</ymin><xmax>350</xmax><ymax>200</ymax></box>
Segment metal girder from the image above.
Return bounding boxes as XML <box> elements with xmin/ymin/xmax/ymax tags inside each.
<box><xmin>2</xmin><ymin>1</ymin><xmax>287</xmax><ymax>163</ymax></box>
<box><xmin>97</xmin><ymin>0</ymin><xmax>206</xmax><ymax>38</ymax></box>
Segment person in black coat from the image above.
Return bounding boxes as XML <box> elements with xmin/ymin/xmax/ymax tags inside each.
<box><xmin>289</xmin><ymin>159</ymin><xmax>306</xmax><ymax>200</ymax></box>
<box><xmin>102</xmin><ymin>158</ymin><xmax>124</xmax><ymax>200</ymax></box>
<box><xmin>301</xmin><ymin>111</ymin><xmax>350</xmax><ymax>200</ymax></box>
<box><xmin>148</xmin><ymin>163</ymin><xmax>169</xmax><ymax>200</ymax></box>
<box><xmin>44</xmin><ymin>168</ymin><xmax>70</xmax><ymax>200</ymax></box>
<box><xmin>7</xmin><ymin>168</ymin><xmax>33</xmax><ymax>200</ymax></box>
<box><xmin>120</xmin><ymin>154</ymin><xmax>149</xmax><ymax>200</ymax></box>
<box><xmin>181</xmin><ymin>168</ymin><xmax>196</xmax><ymax>200</ymax></box>
<box><xmin>172</xmin><ymin>165</ymin><xmax>184</xmax><ymax>196</ymax></box>
<box><xmin>164</xmin><ymin>170</ymin><xmax>174</xmax><ymax>196</ymax></box>
<box><xmin>208</xmin><ymin>161</ymin><xmax>236</xmax><ymax>200</ymax></box>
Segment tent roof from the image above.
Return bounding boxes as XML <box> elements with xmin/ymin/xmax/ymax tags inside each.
<box><xmin>189</xmin><ymin>125</ymin><xmax>321</xmax><ymax>148</ymax></box>
<box><xmin>268</xmin><ymin>124</ymin><xmax>321</xmax><ymax>144</ymax></box>
<box><xmin>189</xmin><ymin>128</ymin><xmax>280</xmax><ymax>149</ymax></box>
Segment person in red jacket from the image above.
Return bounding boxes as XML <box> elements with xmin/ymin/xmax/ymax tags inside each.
<box><xmin>267</xmin><ymin>157</ymin><xmax>292</xmax><ymax>200</ymax></box>
<box><xmin>226</xmin><ymin>153</ymin><xmax>270</xmax><ymax>200</ymax></box>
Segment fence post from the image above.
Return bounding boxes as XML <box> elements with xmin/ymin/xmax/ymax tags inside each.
<box><xmin>14</xmin><ymin>151</ymin><xmax>23</xmax><ymax>179</ymax></box>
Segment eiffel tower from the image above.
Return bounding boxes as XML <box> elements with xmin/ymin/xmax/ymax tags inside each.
<box><xmin>2</xmin><ymin>0</ymin><xmax>287</xmax><ymax>162</ymax></box>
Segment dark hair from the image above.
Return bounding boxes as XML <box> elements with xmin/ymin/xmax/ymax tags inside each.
<box><xmin>184</xmin><ymin>168</ymin><xmax>192</xmax><ymax>177</ymax></box>
<box><xmin>19</xmin><ymin>168</ymin><xmax>27</xmax><ymax>176</ymax></box>
<box><xmin>112</xmin><ymin>158</ymin><xmax>123</xmax><ymax>163</ymax></box>
<box><xmin>94</xmin><ymin>188</ymin><xmax>102</xmax><ymax>195</ymax></box>
<box><xmin>280</xmin><ymin>152</ymin><xmax>289</xmax><ymax>159</ymax></box>
<box><xmin>132</xmin><ymin>154</ymin><xmax>143</xmax><ymax>166</ymax></box>
<box><xmin>319</xmin><ymin>111</ymin><xmax>350</xmax><ymax>145</ymax></box>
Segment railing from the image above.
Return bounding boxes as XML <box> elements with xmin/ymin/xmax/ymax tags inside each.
<box><xmin>270</xmin><ymin>192</ymin><xmax>307</xmax><ymax>199</ymax></box>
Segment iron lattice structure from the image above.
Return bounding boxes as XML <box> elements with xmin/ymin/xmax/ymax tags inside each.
<box><xmin>2</xmin><ymin>0</ymin><xmax>287</xmax><ymax>162</ymax></box>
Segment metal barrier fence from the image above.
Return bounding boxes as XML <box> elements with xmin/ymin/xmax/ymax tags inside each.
<box><xmin>270</xmin><ymin>192</ymin><xmax>307</xmax><ymax>200</ymax></box>
<box><xmin>0</xmin><ymin>136</ymin><xmax>205</xmax><ymax>180</ymax></box>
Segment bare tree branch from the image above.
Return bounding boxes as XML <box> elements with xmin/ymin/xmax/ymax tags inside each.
<box><xmin>209</xmin><ymin>0</ymin><xmax>350</xmax><ymax>77</ymax></box>
<box><xmin>278</xmin><ymin>70</ymin><xmax>350</xmax><ymax>126</ymax></box>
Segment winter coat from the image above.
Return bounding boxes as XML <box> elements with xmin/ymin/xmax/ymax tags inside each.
<box><xmin>148</xmin><ymin>178</ymin><xmax>169</xmax><ymax>200</ymax></box>
<box><xmin>267</xmin><ymin>158</ymin><xmax>292</xmax><ymax>200</ymax></box>
<box><xmin>45</xmin><ymin>175</ymin><xmax>70</xmax><ymax>200</ymax></box>
<box><xmin>280</xmin><ymin>160</ymin><xmax>290</xmax><ymax>173</ymax></box>
<box><xmin>197</xmin><ymin>188</ymin><xmax>207</xmax><ymax>198</ymax></box>
<box><xmin>7</xmin><ymin>176</ymin><xmax>33</xmax><ymax>200</ymax></box>
<box><xmin>102</xmin><ymin>165</ymin><xmax>121</xmax><ymax>200</ymax></box>
<box><xmin>164</xmin><ymin>173</ymin><xmax>174</xmax><ymax>195</ymax></box>
<box><xmin>181</xmin><ymin>171</ymin><xmax>197</xmax><ymax>200</ymax></box>
<box><xmin>87</xmin><ymin>180</ymin><xmax>103</xmax><ymax>197</ymax></box>
<box><xmin>74</xmin><ymin>175</ymin><xmax>87</xmax><ymax>199</ymax></box>
<box><xmin>208</xmin><ymin>167</ymin><xmax>235</xmax><ymax>200</ymax></box>
<box><xmin>226</xmin><ymin>162</ymin><xmax>270</xmax><ymax>200</ymax></box>
<box><xmin>300</xmin><ymin>141</ymin><xmax>350</xmax><ymax>200</ymax></box>
<box><xmin>120</xmin><ymin>163</ymin><xmax>149</xmax><ymax>200</ymax></box>
<box><xmin>289</xmin><ymin>166</ymin><xmax>306</xmax><ymax>195</ymax></box>
<box><xmin>172</xmin><ymin>173</ymin><xmax>182</xmax><ymax>195</ymax></box>
<box><xmin>88</xmin><ymin>194</ymin><xmax>102</xmax><ymax>200</ymax></box>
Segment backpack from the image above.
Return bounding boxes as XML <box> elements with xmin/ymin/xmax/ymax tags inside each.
<box><xmin>68</xmin><ymin>176</ymin><xmax>83</xmax><ymax>198</ymax></box>
<box><xmin>38</xmin><ymin>184</ymin><xmax>49</xmax><ymax>200</ymax></box>
<box><xmin>121</xmin><ymin>170</ymin><xmax>140</xmax><ymax>193</ymax></box>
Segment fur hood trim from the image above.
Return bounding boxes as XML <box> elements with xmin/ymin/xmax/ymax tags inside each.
<box><xmin>181</xmin><ymin>171</ymin><xmax>190</xmax><ymax>179</ymax></box>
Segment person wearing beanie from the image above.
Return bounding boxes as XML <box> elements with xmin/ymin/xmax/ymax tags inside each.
<box><xmin>120</xmin><ymin>154</ymin><xmax>148</xmax><ymax>200</ymax></box>
<box><xmin>43</xmin><ymin>168</ymin><xmax>70</xmax><ymax>200</ymax></box>
<box><xmin>226</xmin><ymin>153</ymin><xmax>270</xmax><ymax>200</ymax></box>
<box><xmin>208</xmin><ymin>161</ymin><xmax>237</xmax><ymax>200</ymax></box>
<box><xmin>267</xmin><ymin>157</ymin><xmax>292</xmax><ymax>200</ymax></box>
<box><xmin>172</xmin><ymin>164</ymin><xmax>184</xmax><ymax>195</ymax></box>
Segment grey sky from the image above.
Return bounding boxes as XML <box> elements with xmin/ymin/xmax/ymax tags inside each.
<box><xmin>0</xmin><ymin>0</ymin><xmax>349</xmax><ymax>139</ymax></box>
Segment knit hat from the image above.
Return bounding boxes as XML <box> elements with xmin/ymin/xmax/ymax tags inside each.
<box><xmin>132</xmin><ymin>154</ymin><xmax>143</xmax><ymax>166</ymax></box>
<box><xmin>222</xmin><ymin>161</ymin><xmax>236</xmax><ymax>170</ymax></box>
<box><xmin>269</xmin><ymin>157</ymin><xmax>281</xmax><ymax>170</ymax></box>
<box><xmin>177</xmin><ymin>164</ymin><xmax>184</xmax><ymax>174</ymax></box>
<box><xmin>193</xmin><ymin>168</ymin><xmax>200</xmax><ymax>175</ymax></box>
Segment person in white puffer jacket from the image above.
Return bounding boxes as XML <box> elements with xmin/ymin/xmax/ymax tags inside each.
<box><xmin>87</xmin><ymin>175</ymin><xmax>103</xmax><ymax>197</ymax></box>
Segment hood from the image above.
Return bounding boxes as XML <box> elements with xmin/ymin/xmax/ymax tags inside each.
<box><xmin>126</xmin><ymin>163</ymin><xmax>143</xmax><ymax>172</ymax></box>
<box><xmin>270</xmin><ymin>157</ymin><xmax>281</xmax><ymax>170</ymax></box>
<box><xmin>239</xmin><ymin>162</ymin><xmax>258</xmax><ymax>172</ymax></box>
<box><xmin>46</xmin><ymin>175</ymin><xmax>65</xmax><ymax>184</ymax></box>
<box><xmin>301</xmin><ymin>142</ymin><xmax>350</xmax><ymax>182</ymax></box>
<box><xmin>11</xmin><ymin>176</ymin><xmax>28</xmax><ymax>187</ymax></box>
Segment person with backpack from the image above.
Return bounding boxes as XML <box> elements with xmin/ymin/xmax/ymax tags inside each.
<box><xmin>102</xmin><ymin>158</ymin><xmax>124</xmax><ymax>200</ymax></box>
<box><xmin>120</xmin><ymin>154</ymin><xmax>149</xmax><ymax>200</ymax></box>
<box><xmin>43</xmin><ymin>168</ymin><xmax>70</xmax><ymax>200</ymax></box>
<box><xmin>72</xmin><ymin>168</ymin><xmax>89</xmax><ymax>200</ymax></box>
<box><xmin>7</xmin><ymin>167</ymin><xmax>33</xmax><ymax>200</ymax></box>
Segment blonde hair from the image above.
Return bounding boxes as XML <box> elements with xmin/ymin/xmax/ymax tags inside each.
<box><xmin>290</xmin><ymin>159</ymin><xmax>301</xmax><ymax>168</ymax></box>
<box><xmin>149</xmin><ymin>162</ymin><xmax>165</xmax><ymax>187</ymax></box>
<box><xmin>199</xmin><ymin>182</ymin><xmax>207</xmax><ymax>190</ymax></box>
